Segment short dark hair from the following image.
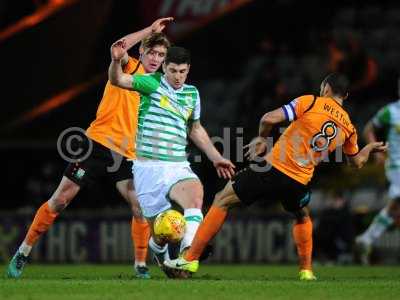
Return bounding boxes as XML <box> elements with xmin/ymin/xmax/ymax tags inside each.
<box><xmin>322</xmin><ymin>73</ymin><xmax>350</xmax><ymax>98</ymax></box>
<box><xmin>141</xmin><ymin>32</ymin><xmax>170</xmax><ymax>50</ymax></box>
<box><xmin>165</xmin><ymin>46</ymin><xmax>191</xmax><ymax>65</ymax></box>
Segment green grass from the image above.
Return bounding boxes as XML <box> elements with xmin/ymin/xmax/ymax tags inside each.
<box><xmin>1</xmin><ymin>264</ymin><xmax>400</xmax><ymax>300</ymax></box>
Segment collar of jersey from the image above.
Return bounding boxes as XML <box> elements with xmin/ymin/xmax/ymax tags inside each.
<box><xmin>329</xmin><ymin>97</ymin><xmax>343</xmax><ymax>106</ymax></box>
<box><xmin>161</xmin><ymin>75</ymin><xmax>184</xmax><ymax>93</ymax></box>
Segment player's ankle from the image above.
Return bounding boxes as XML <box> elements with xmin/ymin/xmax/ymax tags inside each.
<box><xmin>134</xmin><ymin>261</ymin><xmax>146</xmax><ymax>267</ymax></box>
<box><xmin>149</xmin><ymin>237</ymin><xmax>167</xmax><ymax>254</ymax></box>
<box><xmin>18</xmin><ymin>242</ymin><xmax>32</xmax><ymax>257</ymax></box>
<box><xmin>183</xmin><ymin>252</ymin><xmax>196</xmax><ymax>262</ymax></box>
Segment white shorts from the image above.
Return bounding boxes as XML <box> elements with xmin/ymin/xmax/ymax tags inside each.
<box><xmin>132</xmin><ymin>160</ymin><xmax>199</xmax><ymax>218</ymax></box>
<box><xmin>386</xmin><ymin>169</ymin><xmax>400</xmax><ymax>200</ymax></box>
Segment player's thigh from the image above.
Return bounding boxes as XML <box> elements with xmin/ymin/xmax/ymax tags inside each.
<box><xmin>169</xmin><ymin>178</ymin><xmax>203</xmax><ymax>209</ymax></box>
<box><xmin>231</xmin><ymin>162</ymin><xmax>310</xmax><ymax>212</ymax></box>
<box><xmin>115</xmin><ymin>178</ymin><xmax>135</xmax><ymax>202</ymax></box>
<box><xmin>132</xmin><ymin>163</ymin><xmax>172</xmax><ymax>218</ymax></box>
<box><xmin>386</xmin><ymin>169</ymin><xmax>400</xmax><ymax>199</ymax></box>
<box><xmin>48</xmin><ymin>176</ymin><xmax>81</xmax><ymax>212</ymax></box>
<box><xmin>110</xmin><ymin>158</ymin><xmax>134</xmax><ymax>199</ymax></box>
<box><xmin>230</xmin><ymin>165</ymin><xmax>267</xmax><ymax>206</ymax></box>
<box><xmin>116</xmin><ymin>178</ymin><xmax>144</xmax><ymax>218</ymax></box>
<box><xmin>63</xmin><ymin>140</ymin><xmax>111</xmax><ymax>192</ymax></box>
<box><xmin>385</xmin><ymin>170</ymin><xmax>400</xmax><ymax>219</ymax></box>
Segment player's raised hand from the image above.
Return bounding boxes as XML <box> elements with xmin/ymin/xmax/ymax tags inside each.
<box><xmin>151</xmin><ymin>17</ymin><xmax>174</xmax><ymax>33</ymax></box>
<box><xmin>370</xmin><ymin>141</ymin><xmax>388</xmax><ymax>153</ymax></box>
<box><xmin>110</xmin><ymin>39</ymin><xmax>127</xmax><ymax>61</ymax></box>
<box><xmin>213</xmin><ymin>158</ymin><xmax>236</xmax><ymax>179</ymax></box>
<box><xmin>244</xmin><ymin>136</ymin><xmax>268</xmax><ymax>161</ymax></box>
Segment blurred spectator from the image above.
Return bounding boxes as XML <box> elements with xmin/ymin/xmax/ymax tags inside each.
<box><xmin>24</xmin><ymin>161</ymin><xmax>60</xmax><ymax>209</ymax></box>
<box><xmin>314</xmin><ymin>191</ymin><xmax>355</xmax><ymax>264</ymax></box>
<box><xmin>328</xmin><ymin>32</ymin><xmax>378</xmax><ymax>95</ymax></box>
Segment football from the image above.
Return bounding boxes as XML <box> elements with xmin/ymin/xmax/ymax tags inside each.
<box><xmin>154</xmin><ymin>210</ymin><xmax>186</xmax><ymax>243</ymax></box>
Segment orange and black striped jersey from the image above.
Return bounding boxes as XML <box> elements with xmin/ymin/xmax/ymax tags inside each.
<box><xmin>86</xmin><ymin>57</ymin><xmax>144</xmax><ymax>159</ymax></box>
<box><xmin>266</xmin><ymin>95</ymin><xmax>359</xmax><ymax>185</ymax></box>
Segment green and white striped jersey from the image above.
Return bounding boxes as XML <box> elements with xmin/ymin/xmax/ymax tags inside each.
<box><xmin>372</xmin><ymin>100</ymin><xmax>400</xmax><ymax>170</ymax></box>
<box><xmin>132</xmin><ymin>72</ymin><xmax>201</xmax><ymax>162</ymax></box>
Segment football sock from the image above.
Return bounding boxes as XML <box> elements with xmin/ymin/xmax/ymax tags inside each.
<box><xmin>23</xmin><ymin>201</ymin><xmax>59</xmax><ymax>255</ymax></box>
<box><xmin>180</xmin><ymin>208</ymin><xmax>203</xmax><ymax>252</ymax></box>
<box><xmin>149</xmin><ymin>237</ymin><xmax>167</xmax><ymax>254</ymax></box>
<box><xmin>359</xmin><ymin>208</ymin><xmax>393</xmax><ymax>245</ymax></box>
<box><xmin>292</xmin><ymin>216</ymin><xmax>313</xmax><ymax>271</ymax></box>
<box><xmin>18</xmin><ymin>241</ymin><xmax>32</xmax><ymax>257</ymax></box>
<box><xmin>185</xmin><ymin>205</ymin><xmax>227</xmax><ymax>261</ymax></box>
<box><xmin>131</xmin><ymin>217</ymin><xmax>150</xmax><ymax>266</ymax></box>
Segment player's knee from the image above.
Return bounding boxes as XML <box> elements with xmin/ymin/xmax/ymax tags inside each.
<box><xmin>388</xmin><ymin>200</ymin><xmax>400</xmax><ymax>219</ymax></box>
<box><xmin>50</xmin><ymin>189</ymin><xmax>75</xmax><ymax>212</ymax></box>
<box><xmin>389</xmin><ymin>199</ymin><xmax>400</xmax><ymax>210</ymax></box>
<box><xmin>153</xmin><ymin>235</ymin><xmax>167</xmax><ymax>247</ymax></box>
<box><xmin>213</xmin><ymin>192</ymin><xmax>231</xmax><ymax>209</ymax></box>
<box><xmin>49</xmin><ymin>196</ymin><xmax>68</xmax><ymax>212</ymax></box>
<box><xmin>291</xmin><ymin>208</ymin><xmax>309</xmax><ymax>222</ymax></box>
<box><xmin>188</xmin><ymin>196</ymin><xmax>203</xmax><ymax>209</ymax></box>
<box><xmin>130</xmin><ymin>202</ymin><xmax>144</xmax><ymax>218</ymax></box>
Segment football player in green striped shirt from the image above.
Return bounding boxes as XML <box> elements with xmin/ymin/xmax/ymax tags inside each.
<box><xmin>356</xmin><ymin>88</ymin><xmax>400</xmax><ymax>264</ymax></box>
<box><xmin>109</xmin><ymin>40</ymin><xmax>235</xmax><ymax>271</ymax></box>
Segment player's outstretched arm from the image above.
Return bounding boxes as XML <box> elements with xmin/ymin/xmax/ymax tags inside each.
<box><xmin>347</xmin><ymin>142</ymin><xmax>388</xmax><ymax>169</ymax></box>
<box><xmin>244</xmin><ymin>108</ymin><xmax>286</xmax><ymax>160</ymax></box>
<box><xmin>114</xmin><ymin>17</ymin><xmax>173</xmax><ymax>65</ymax></box>
<box><xmin>259</xmin><ymin>107</ymin><xmax>286</xmax><ymax>137</ymax></box>
<box><xmin>108</xmin><ymin>40</ymin><xmax>134</xmax><ymax>90</ymax></box>
<box><xmin>189</xmin><ymin>121</ymin><xmax>235</xmax><ymax>179</ymax></box>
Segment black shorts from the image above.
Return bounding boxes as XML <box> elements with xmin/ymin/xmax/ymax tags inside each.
<box><xmin>64</xmin><ymin>138</ymin><xmax>133</xmax><ymax>187</ymax></box>
<box><xmin>231</xmin><ymin>161</ymin><xmax>311</xmax><ymax>212</ymax></box>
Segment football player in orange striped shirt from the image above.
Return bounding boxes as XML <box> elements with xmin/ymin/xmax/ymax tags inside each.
<box><xmin>165</xmin><ymin>73</ymin><xmax>387</xmax><ymax>280</ymax></box>
<box><xmin>7</xmin><ymin>17</ymin><xmax>173</xmax><ymax>279</ymax></box>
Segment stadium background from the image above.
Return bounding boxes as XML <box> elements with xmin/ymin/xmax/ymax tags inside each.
<box><xmin>0</xmin><ymin>0</ymin><xmax>399</xmax><ymax>265</ymax></box>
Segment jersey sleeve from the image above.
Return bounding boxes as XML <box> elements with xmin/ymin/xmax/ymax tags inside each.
<box><xmin>132</xmin><ymin>73</ymin><xmax>161</xmax><ymax>95</ymax></box>
<box><xmin>372</xmin><ymin>105</ymin><xmax>391</xmax><ymax>129</ymax></box>
<box><xmin>343</xmin><ymin>129</ymin><xmax>359</xmax><ymax>156</ymax></box>
<box><xmin>123</xmin><ymin>57</ymin><xmax>140</xmax><ymax>74</ymax></box>
<box><xmin>191</xmin><ymin>89</ymin><xmax>201</xmax><ymax>121</ymax></box>
<box><xmin>281</xmin><ymin>95</ymin><xmax>315</xmax><ymax>121</ymax></box>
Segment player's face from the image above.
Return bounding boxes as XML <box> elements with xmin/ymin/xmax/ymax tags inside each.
<box><xmin>141</xmin><ymin>45</ymin><xmax>167</xmax><ymax>73</ymax></box>
<box><xmin>163</xmin><ymin>62</ymin><xmax>190</xmax><ymax>90</ymax></box>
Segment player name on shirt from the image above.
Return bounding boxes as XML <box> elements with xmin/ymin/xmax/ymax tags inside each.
<box><xmin>323</xmin><ymin>103</ymin><xmax>350</xmax><ymax>128</ymax></box>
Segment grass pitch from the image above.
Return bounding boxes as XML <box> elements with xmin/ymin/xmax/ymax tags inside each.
<box><xmin>1</xmin><ymin>264</ymin><xmax>400</xmax><ymax>300</ymax></box>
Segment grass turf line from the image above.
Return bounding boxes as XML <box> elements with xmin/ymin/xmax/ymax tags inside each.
<box><xmin>1</xmin><ymin>264</ymin><xmax>400</xmax><ymax>300</ymax></box>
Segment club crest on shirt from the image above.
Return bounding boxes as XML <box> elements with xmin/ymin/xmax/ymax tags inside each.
<box><xmin>160</xmin><ymin>95</ymin><xmax>194</xmax><ymax>121</ymax></box>
<box><xmin>73</xmin><ymin>168</ymin><xmax>86</xmax><ymax>180</ymax></box>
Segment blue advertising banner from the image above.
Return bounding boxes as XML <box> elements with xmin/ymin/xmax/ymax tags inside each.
<box><xmin>0</xmin><ymin>214</ymin><xmax>297</xmax><ymax>263</ymax></box>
